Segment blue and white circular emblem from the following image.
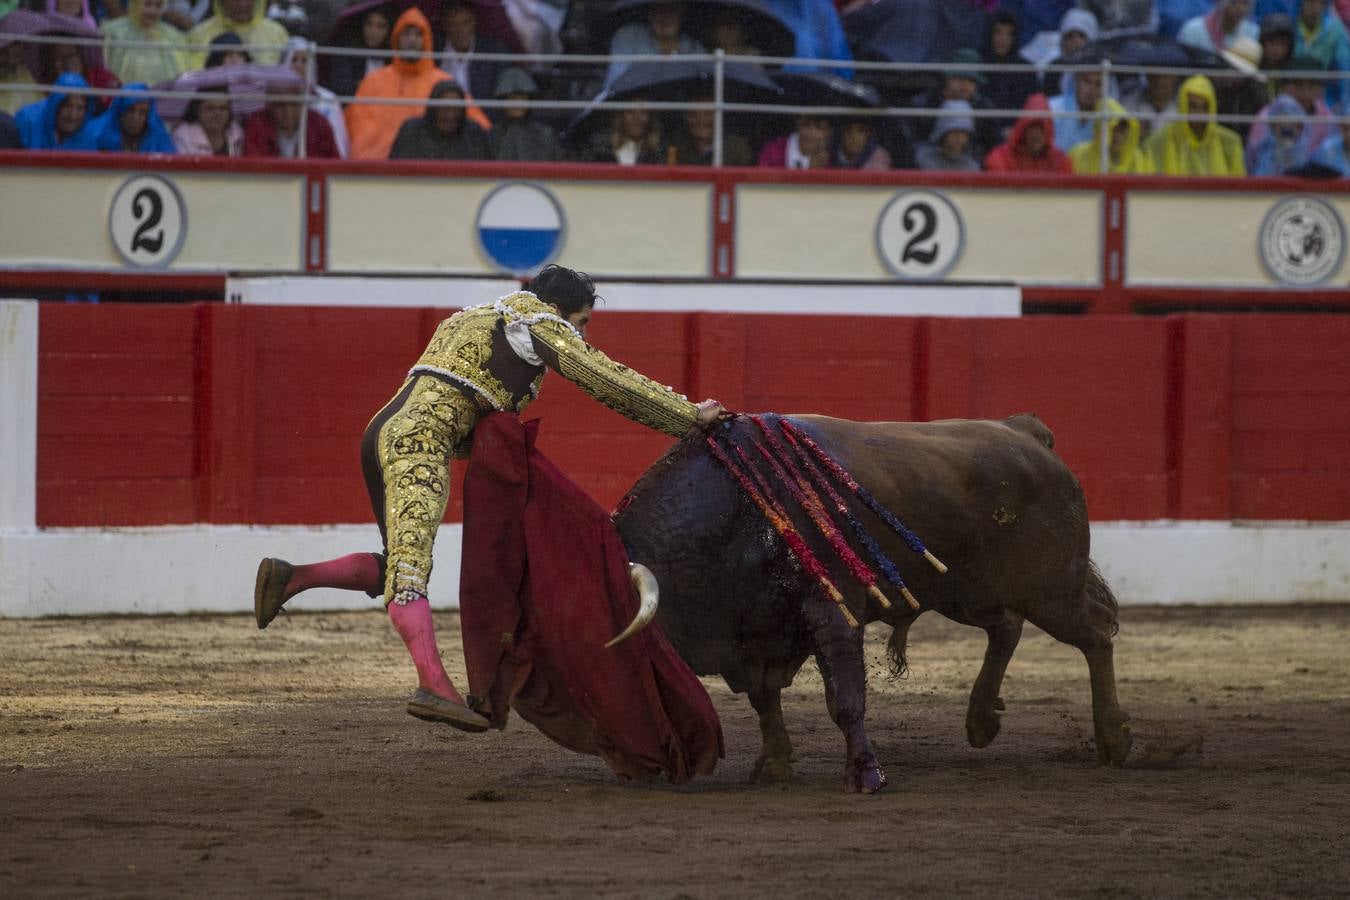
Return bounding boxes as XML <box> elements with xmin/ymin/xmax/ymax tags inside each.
<box><xmin>475</xmin><ymin>182</ymin><xmax>566</xmax><ymax>276</ymax></box>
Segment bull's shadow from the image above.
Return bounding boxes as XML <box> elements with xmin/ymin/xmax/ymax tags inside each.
<box><xmin>615</xmin><ymin>413</ymin><xmax>1131</xmax><ymax>794</ymax></box>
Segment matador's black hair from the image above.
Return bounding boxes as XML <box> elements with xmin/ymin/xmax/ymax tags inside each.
<box><xmin>527</xmin><ymin>265</ymin><xmax>600</xmax><ymax>316</ymax></box>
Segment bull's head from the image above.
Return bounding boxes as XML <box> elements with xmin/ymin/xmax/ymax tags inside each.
<box><xmin>605</xmin><ymin>563</ymin><xmax>660</xmax><ymax>648</ymax></box>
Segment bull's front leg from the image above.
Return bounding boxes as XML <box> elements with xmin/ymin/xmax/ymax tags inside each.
<box><xmin>747</xmin><ymin>686</ymin><xmax>794</xmax><ymax>784</ymax></box>
<box><xmin>812</xmin><ymin>608</ymin><xmax>886</xmax><ymax>794</ymax></box>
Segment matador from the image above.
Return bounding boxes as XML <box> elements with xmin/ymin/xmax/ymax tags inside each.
<box><xmin>253</xmin><ymin>266</ymin><xmax>726</xmax><ymax>732</ymax></box>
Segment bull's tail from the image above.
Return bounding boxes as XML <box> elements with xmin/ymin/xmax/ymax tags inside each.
<box><xmin>1083</xmin><ymin>559</ymin><xmax>1120</xmax><ymax>638</ymax></box>
<box><xmin>885</xmin><ymin>626</ymin><xmax>909</xmax><ymax>679</ymax></box>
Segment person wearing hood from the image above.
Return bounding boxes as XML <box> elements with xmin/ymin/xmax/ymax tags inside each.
<box><xmin>1069</xmin><ymin>97</ymin><xmax>1153</xmax><ymax>172</ymax></box>
<box><xmin>1042</xmin><ymin>8</ymin><xmax>1098</xmax><ymax>97</ymax></box>
<box><xmin>187</xmin><ymin>0</ymin><xmax>290</xmax><ymax>66</ymax></box>
<box><xmin>913</xmin><ymin>48</ymin><xmax>1003</xmax><ymax>161</ymax></box>
<box><xmin>1310</xmin><ymin>115</ymin><xmax>1350</xmax><ymax>173</ymax></box>
<box><xmin>1050</xmin><ymin>61</ymin><xmax>1110</xmax><ymax>151</ymax></box>
<box><xmin>346</xmin><ymin>7</ymin><xmax>490</xmax><ymax>160</ymax></box>
<box><xmin>0</xmin><ymin>38</ymin><xmax>43</xmax><ymax>116</ymax></box>
<box><xmin>281</xmin><ymin>36</ymin><xmax>348</xmax><ymax>157</ymax></box>
<box><xmin>916</xmin><ymin>99</ymin><xmax>982</xmax><ymax>170</ymax></box>
<box><xmin>388</xmin><ymin>79</ymin><xmax>490</xmax><ymax>160</ymax></box>
<box><xmin>1146</xmin><ymin>74</ymin><xmax>1246</xmax><ymax>174</ymax></box>
<box><xmin>1246</xmin><ymin>93</ymin><xmax>1313</xmax><ymax>172</ymax></box>
<box><xmin>102</xmin><ymin>0</ymin><xmax>190</xmax><ymax>87</ymax></box>
<box><xmin>982</xmin><ymin>6</ymin><xmax>1039</xmax><ymax>130</ymax></box>
<box><xmin>1178</xmin><ymin>0</ymin><xmax>1260</xmax><ymax>52</ymax></box>
<box><xmin>985</xmin><ymin>93</ymin><xmax>1073</xmax><ymax>172</ymax></box>
<box><xmin>488</xmin><ymin>66</ymin><xmax>562</xmax><ymax>162</ymax></box>
<box><xmin>1292</xmin><ymin>0</ymin><xmax>1350</xmax><ymax>106</ymax></box>
<box><xmin>15</xmin><ymin>71</ymin><xmax>96</xmax><ymax>149</ymax></box>
<box><xmin>80</xmin><ymin>82</ymin><xmax>176</xmax><ymax>152</ymax></box>
<box><xmin>1248</xmin><ymin>55</ymin><xmax>1336</xmax><ymax>155</ymax></box>
<box><xmin>243</xmin><ymin>83</ymin><xmax>340</xmax><ymax>158</ymax></box>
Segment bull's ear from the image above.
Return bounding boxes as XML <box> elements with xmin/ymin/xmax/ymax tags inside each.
<box><xmin>606</xmin><ymin>563</ymin><xmax>659</xmax><ymax>648</ymax></box>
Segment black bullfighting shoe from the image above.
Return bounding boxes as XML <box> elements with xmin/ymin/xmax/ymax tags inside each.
<box><xmin>254</xmin><ymin>557</ymin><xmax>294</xmax><ymax>630</ymax></box>
<box><xmin>406</xmin><ymin>688</ymin><xmax>492</xmax><ymax>733</ymax></box>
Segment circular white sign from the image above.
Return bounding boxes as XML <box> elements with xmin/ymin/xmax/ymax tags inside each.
<box><xmin>108</xmin><ymin>174</ymin><xmax>187</xmax><ymax>269</ymax></box>
<box><xmin>875</xmin><ymin>189</ymin><xmax>965</xmax><ymax>280</ymax></box>
<box><xmin>475</xmin><ymin>182</ymin><xmax>566</xmax><ymax>276</ymax></box>
<box><xmin>1258</xmin><ymin>196</ymin><xmax>1345</xmax><ymax>287</ymax></box>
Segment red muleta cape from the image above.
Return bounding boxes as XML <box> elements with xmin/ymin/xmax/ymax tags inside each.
<box><xmin>459</xmin><ymin>413</ymin><xmax>724</xmax><ymax>783</ymax></box>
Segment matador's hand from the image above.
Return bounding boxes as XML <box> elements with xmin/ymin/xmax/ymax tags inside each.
<box><xmin>694</xmin><ymin>399</ymin><xmax>729</xmax><ymax>430</ymax></box>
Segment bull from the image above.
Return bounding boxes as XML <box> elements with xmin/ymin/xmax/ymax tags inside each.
<box><xmin>613</xmin><ymin>413</ymin><xmax>1132</xmax><ymax>793</ymax></box>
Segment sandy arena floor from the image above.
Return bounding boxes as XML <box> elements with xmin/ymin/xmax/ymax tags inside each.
<box><xmin>2</xmin><ymin>604</ymin><xmax>1348</xmax><ymax>898</ymax></box>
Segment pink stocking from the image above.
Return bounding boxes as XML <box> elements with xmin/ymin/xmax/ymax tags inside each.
<box><xmin>387</xmin><ymin>597</ymin><xmax>462</xmax><ymax>703</ymax></box>
<box><xmin>285</xmin><ymin>553</ymin><xmax>383</xmax><ymax>598</ymax></box>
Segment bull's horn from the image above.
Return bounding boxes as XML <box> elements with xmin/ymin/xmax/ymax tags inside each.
<box><xmin>605</xmin><ymin>563</ymin><xmax>660</xmax><ymax>649</ymax></box>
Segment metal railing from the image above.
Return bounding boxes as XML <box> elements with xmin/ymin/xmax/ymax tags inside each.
<box><xmin>2</xmin><ymin>28</ymin><xmax>1348</xmax><ymax>171</ymax></box>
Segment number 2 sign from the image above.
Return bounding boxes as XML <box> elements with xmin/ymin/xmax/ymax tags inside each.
<box><xmin>108</xmin><ymin>174</ymin><xmax>186</xmax><ymax>268</ymax></box>
<box><xmin>875</xmin><ymin>189</ymin><xmax>964</xmax><ymax>281</ymax></box>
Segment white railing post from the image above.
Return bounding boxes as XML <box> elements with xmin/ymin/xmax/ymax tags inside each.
<box><xmin>0</xmin><ymin>300</ymin><xmax>38</xmax><ymax>532</ymax></box>
<box><xmin>713</xmin><ymin>48</ymin><xmax>725</xmax><ymax>167</ymax></box>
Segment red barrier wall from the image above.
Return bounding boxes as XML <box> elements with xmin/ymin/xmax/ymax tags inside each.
<box><xmin>35</xmin><ymin>305</ymin><xmax>1350</xmax><ymax>527</ymax></box>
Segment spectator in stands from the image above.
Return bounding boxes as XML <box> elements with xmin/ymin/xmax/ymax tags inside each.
<box><xmin>1247</xmin><ymin>54</ymin><xmax>1336</xmax><ymax>156</ymax></box>
<box><xmin>438</xmin><ymin>0</ymin><xmax>511</xmax><ymax>112</ymax></box>
<box><xmin>1050</xmin><ymin>67</ymin><xmax>1107</xmax><ymax>150</ymax></box>
<box><xmin>487</xmin><ymin>67</ymin><xmax>562</xmax><ymax>162</ymax></box>
<box><xmin>1216</xmin><ymin>35</ymin><xmax>1269</xmax><ymax>141</ymax></box>
<box><xmin>244</xmin><ymin>83</ymin><xmax>340</xmax><ymax>157</ymax></box>
<box><xmin>322</xmin><ymin>4</ymin><xmax>391</xmax><ymax>101</ymax></box>
<box><xmin>1310</xmin><ymin>114</ymin><xmax>1350</xmax><ymax>172</ymax></box>
<box><xmin>1178</xmin><ymin>0</ymin><xmax>1259</xmax><ymax>52</ymax></box>
<box><xmin>1246</xmin><ymin>93</ymin><xmax>1313</xmax><ymax>171</ymax></box>
<box><xmin>704</xmin><ymin>8</ymin><xmax>762</xmax><ymax>56</ymax></box>
<box><xmin>916</xmin><ymin>99</ymin><xmax>982</xmax><ymax>170</ymax></box>
<box><xmin>757</xmin><ymin>114</ymin><xmax>831</xmax><ymax>168</ymax></box>
<box><xmin>0</xmin><ymin>38</ymin><xmax>43</xmax><ymax>116</ymax></box>
<box><xmin>1292</xmin><ymin>0</ymin><xmax>1350</xmax><ymax>105</ymax></box>
<box><xmin>47</xmin><ymin>0</ymin><xmax>97</xmax><ymax>32</ymax></box>
<box><xmin>39</xmin><ymin>39</ymin><xmax>120</xmax><ymax>100</ymax></box>
<box><xmin>102</xmin><ymin>0</ymin><xmax>189</xmax><ymax>87</ymax></box>
<box><xmin>15</xmin><ymin>71</ymin><xmax>95</xmax><ymax>148</ymax></box>
<box><xmin>1124</xmin><ymin>72</ymin><xmax>1179</xmax><ymax>139</ymax></box>
<box><xmin>831</xmin><ymin>117</ymin><xmax>890</xmax><ymax>169</ymax></box>
<box><xmin>1079</xmin><ymin>0</ymin><xmax>1160</xmax><ymax>37</ymax></box>
<box><xmin>346</xmin><ymin>7</ymin><xmax>489</xmax><ymax>160</ymax></box>
<box><xmin>79</xmin><ymin>82</ymin><xmax>176</xmax><ymax>152</ymax></box>
<box><xmin>665</xmin><ymin>91</ymin><xmax>753</xmax><ymax>165</ymax></box>
<box><xmin>204</xmin><ymin>32</ymin><xmax>250</xmax><ymax>67</ymax></box>
<box><xmin>187</xmin><ymin>0</ymin><xmax>290</xmax><ymax>67</ymax></box>
<box><xmin>913</xmin><ymin>49</ymin><xmax>1002</xmax><ymax>161</ymax></box>
<box><xmin>1260</xmin><ymin>11</ymin><xmax>1297</xmax><ymax>76</ymax></box>
<box><xmin>1146</xmin><ymin>74</ymin><xmax>1247</xmax><ymax>173</ymax></box>
<box><xmin>281</xmin><ymin>37</ymin><xmax>348</xmax><ymax>157</ymax></box>
<box><xmin>985</xmin><ymin>93</ymin><xmax>1074</xmax><ymax>171</ymax></box>
<box><xmin>581</xmin><ymin>101</ymin><xmax>665</xmax><ymax>164</ymax></box>
<box><xmin>1043</xmin><ymin>8</ymin><xmax>1098</xmax><ymax>98</ymax></box>
<box><xmin>388</xmin><ymin>79</ymin><xmax>490</xmax><ymax>159</ymax></box>
<box><xmin>1069</xmin><ymin>98</ymin><xmax>1153</xmax><ymax>171</ymax></box>
<box><xmin>605</xmin><ymin>2</ymin><xmax>705</xmax><ymax>88</ymax></box>
<box><xmin>982</xmin><ymin>7</ymin><xmax>1040</xmax><ymax>133</ymax></box>
<box><xmin>0</xmin><ymin>109</ymin><xmax>18</xmax><ymax>147</ymax></box>
<box><xmin>170</xmin><ymin>86</ymin><xmax>243</xmax><ymax>154</ymax></box>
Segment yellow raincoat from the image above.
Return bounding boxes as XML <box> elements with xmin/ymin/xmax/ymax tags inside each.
<box><xmin>1145</xmin><ymin>75</ymin><xmax>1246</xmax><ymax>176</ymax></box>
<box><xmin>186</xmin><ymin>0</ymin><xmax>290</xmax><ymax>67</ymax></box>
<box><xmin>102</xmin><ymin>0</ymin><xmax>189</xmax><ymax>86</ymax></box>
<box><xmin>1069</xmin><ymin>98</ymin><xmax>1154</xmax><ymax>174</ymax></box>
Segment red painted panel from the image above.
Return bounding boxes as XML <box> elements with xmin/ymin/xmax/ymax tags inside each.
<box><xmin>37</xmin><ymin>479</ymin><xmax>196</xmax><ymax>527</ymax></box>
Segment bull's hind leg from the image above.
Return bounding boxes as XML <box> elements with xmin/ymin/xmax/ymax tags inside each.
<box><xmin>812</xmin><ymin>611</ymin><xmax>886</xmax><ymax>794</ymax></box>
<box><xmin>747</xmin><ymin>686</ymin><xmax>794</xmax><ymax>784</ymax></box>
<box><xmin>966</xmin><ymin>611</ymin><xmax>1024</xmax><ymax>749</ymax></box>
<box><xmin>1022</xmin><ymin>566</ymin><xmax>1131</xmax><ymax>766</ymax></box>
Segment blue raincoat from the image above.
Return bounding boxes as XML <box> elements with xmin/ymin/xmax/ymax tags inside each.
<box><xmin>79</xmin><ymin>84</ymin><xmax>176</xmax><ymax>153</ymax></box>
<box><xmin>14</xmin><ymin>72</ymin><xmax>97</xmax><ymax>150</ymax></box>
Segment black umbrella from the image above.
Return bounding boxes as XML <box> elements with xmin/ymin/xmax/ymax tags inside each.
<box><xmin>568</xmin><ymin>58</ymin><xmax>779</xmax><ymax>133</ymax></box>
<box><xmin>595</xmin><ymin>0</ymin><xmax>796</xmax><ymax>58</ymax></box>
<box><xmin>1069</xmin><ymin>35</ymin><xmax>1230</xmax><ymax>71</ymax></box>
<box><xmin>842</xmin><ymin>0</ymin><xmax>986</xmax><ymax>65</ymax></box>
<box><xmin>771</xmin><ymin>71</ymin><xmax>882</xmax><ymax>110</ymax></box>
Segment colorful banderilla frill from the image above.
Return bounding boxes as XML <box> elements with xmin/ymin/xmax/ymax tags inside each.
<box><xmin>704</xmin><ymin>435</ymin><xmax>859</xmax><ymax>628</ymax></box>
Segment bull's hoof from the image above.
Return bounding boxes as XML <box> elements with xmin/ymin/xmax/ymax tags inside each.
<box><xmin>966</xmin><ymin>702</ymin><xmax>1002</xmax><ymax>748</ymax></box>
<box><xmin>844</xmin><ymin>757</ymin><xmax>888</xmax><ymax>795</ymax></box>
<box><xmin>1095</xmin><ymin>712</ymin><xmax>1133</xmax><ymax>767</ymax></box>
<box><xmin>750</xmin><ymin>754</ymin><xmax>794</xmax><ymax>784</ymax></box>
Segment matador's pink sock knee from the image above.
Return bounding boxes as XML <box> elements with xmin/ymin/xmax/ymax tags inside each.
<box><xmin>286</xmin><ymin>553</ymin><xmax>383</xmax><ymax>598</ymax></box>
<box><xmin>387</xmin><ymin>597</ymin><xmax>462</xmax><ymax>703</ymax></box>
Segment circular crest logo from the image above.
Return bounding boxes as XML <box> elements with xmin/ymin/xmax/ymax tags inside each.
<box><xmin>108</xmin><ymin>174</ymin><xmax>187</xmax><ymax>269</ymax></box>
<box><xmin>1258</xmin><ymin>195</ymin><xmax>1345</xmax><ymax>286</ymax></box>
<box><xmin>475</xmin><ymin>182</ymin><xmax>566</xmax><ymax>276</ymax></box>
<box><xmin>875</xmin><ymin>189</ymin><xmax>965</xmax><ymax>280</ymax></box>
